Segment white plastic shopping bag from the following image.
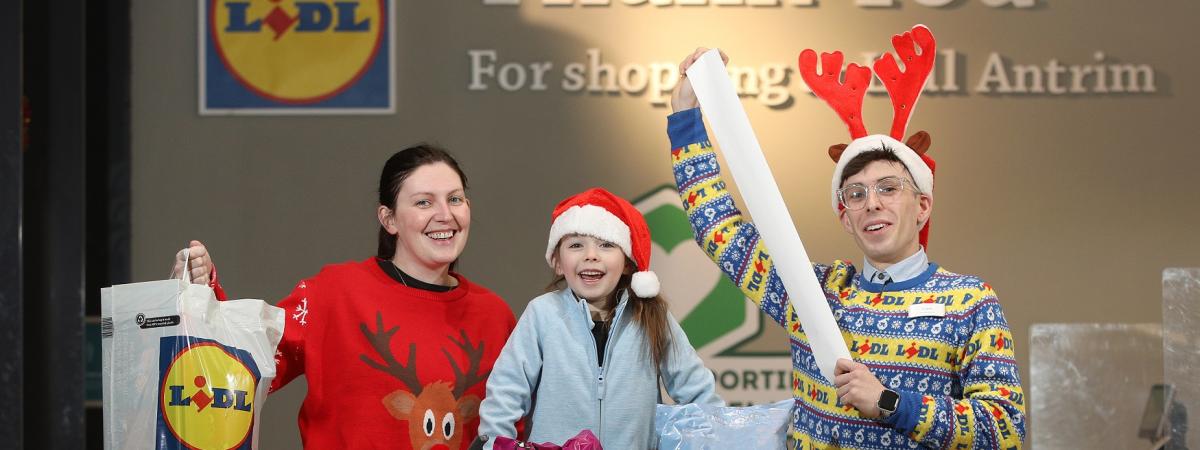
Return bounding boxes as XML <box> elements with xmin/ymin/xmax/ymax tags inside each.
<box><xmin>101</xmin><ymin>250</ymin><xmax>284</xmax><ymax>450</ymax></box>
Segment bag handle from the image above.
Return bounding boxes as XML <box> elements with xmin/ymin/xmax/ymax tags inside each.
<box><xmin>172</xmin><ymin>246</ymin><xmax>190</xmax><ymax>282</ymax></box>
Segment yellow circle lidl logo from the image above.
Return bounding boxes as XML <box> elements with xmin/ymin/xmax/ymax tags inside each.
<box><xmin>201</xmin><ymin>0</ymin><xmax>393</xmax><ymax>113</ymax></box>
<box><xmin>158</xmin><ymin>337</ymin><xmax>261</xmax><ymax>450</ymax></box>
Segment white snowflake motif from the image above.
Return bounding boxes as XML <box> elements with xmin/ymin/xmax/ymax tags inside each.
<box><xmin>918</xmin><ymin>377</ymin><xmax>929</xmax><ymax>392</ymax></box>
<box><xmin>940</xmin><ymin>323</ymin><xmax>950</xmax><ymax>335</ymax></box>
<box><xmin>970</xmin><ymin>366</ymin><xmax>981</xmax><ymax>376</ymax></box>
<box><xmin>933</xmin><ymin>381</ymin><xmax>942</xmax><ymax>391</ymax></box>
<box><xmin>868</xmin><ymin>432</ymin><xmax>877</xmax><ymax>443</ymax></box>
<box><xmin>879</xmin><ymin>374</ymin><xmax>889</xmax><ymax>385</ymax></box>
<box><xmin>292</xmin><ymin>298</ymin><xmax>310</xmax><ymax>326</ymax></box>
<box><xmin>919</xmin><ymin>321</ymin><xmax>930</xmax><ymax>331</ymax></box>
<box><xmin>1000</xmin><ymin>367</ymin><xmax>1009</xmax><ymax>376</ymax></box>
<box><xmin>893</xmin><ymin>320</ymin><xmax>902</xmax><ymax>330</ymax></box>
<box><xmin>877</xmin><ymin>318</ymin><xmax>889</xmax><ymax>331</ymax></box>
<box><xmin>985</xmin><ymin>364</ymin><xmax>997</xmax><ymax>378</ymax></box>
<box><xmin>865</xmin><ymin>316</ymin><xmax>875</xmax><ymax>326</ymax></box>
<box><xmin>904</xmin><ymin>320</ymin><xmax>916</xmax><ymax>333</ymax></box>
<box><xmin>904</xmin><ymin>378</ymin><xmax>916</xmax><ymax>388</ymax></box>
<box><xmin>835</xmin><ymin>314</ymin><xmax>854</xmax><ymax>328</ymax></box>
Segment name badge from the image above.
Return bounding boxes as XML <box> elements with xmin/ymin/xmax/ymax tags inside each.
<box><xmin>908</xmin><ymin>302</ymin><xmax>945</xmax><ymax>318</ymax></box>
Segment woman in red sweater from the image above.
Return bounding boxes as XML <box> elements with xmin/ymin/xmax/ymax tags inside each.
<box><xmin>177</xmin><ymin>144</ymin><xmax>516</xmax><ymax>449</ymax></box>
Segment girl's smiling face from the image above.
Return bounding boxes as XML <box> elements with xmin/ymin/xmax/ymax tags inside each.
<box><xmin>552</xmin><ymin>234</ymin><xmax>629</xmax><ymax>303</ymax></box>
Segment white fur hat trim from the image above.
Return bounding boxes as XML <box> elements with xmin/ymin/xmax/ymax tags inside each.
<box><xmin>545</xmin><ymin>204</ymin><xmax>632</xmax><ymax>266</ymax></box>
<box><xmin>830</xmin><ymin>134</ymin><xmax>933</xmax><ymax>213</ymax></box>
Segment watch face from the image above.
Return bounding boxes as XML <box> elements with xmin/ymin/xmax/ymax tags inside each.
<box><xmin>879</xmin><ymin>389</ymin><xmax>901</xmax><ymax>412</ymax></box>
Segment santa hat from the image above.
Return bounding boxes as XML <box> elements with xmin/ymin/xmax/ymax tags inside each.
<box><xmin>798</xmin><ymin>24</ymin><xmax>939</xmax><ymax>248</ymax></box>
<box><xmin>544</xmin><ymin>187</ymin><xmax>660</xmax><ymax>298</ymax></box>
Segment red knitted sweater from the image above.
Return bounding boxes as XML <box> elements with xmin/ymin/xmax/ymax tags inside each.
<box><xmin>220</xmin><ymin>258</ymin><xmax>516</xmax><ymax>449</ymax></box>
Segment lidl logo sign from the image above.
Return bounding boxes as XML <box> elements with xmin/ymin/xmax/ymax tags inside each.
<box><xmin>635</xmin><ymin>185</ymin><xmax>791</xmax><ymax>406</ymax></box>
<box><xmin>200</xmin><ymin>0</ymin><xmax>394</xmax><ymax>114</ymax></box>
<box><xmin>157</xmin><ymin>336</ymin><xmax>262</xmax><ymax>450</ymax></box>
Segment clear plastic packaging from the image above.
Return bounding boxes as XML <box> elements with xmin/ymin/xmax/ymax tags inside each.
<box><xmin>654</xmin><ymin>399</ymin><xmax>794</xmax><ymax>450</ymax></box>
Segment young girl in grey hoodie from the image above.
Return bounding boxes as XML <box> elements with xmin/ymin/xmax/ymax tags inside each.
<box><xmin>478</xmin><ymin>187</ymin><xmax>723</xmax><ymax>449</ymax></box>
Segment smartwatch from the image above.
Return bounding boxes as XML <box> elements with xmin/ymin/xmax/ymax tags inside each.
<box><xmin>877</xmin><ymin>389</ymin><xmax>900</xmax><ymax>419</ymax></box>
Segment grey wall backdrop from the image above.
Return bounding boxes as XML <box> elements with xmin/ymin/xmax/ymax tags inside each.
<box><xmin>132</xmin><ymin>1</ymin><xmax>1199</xmax><ymax>447</ymax></box>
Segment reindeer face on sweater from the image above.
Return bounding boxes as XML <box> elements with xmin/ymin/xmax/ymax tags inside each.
<box><xmin>360</xmin><ymin>312</ymin><xmax>489</xmax><ymax>450</ymax></box>
<box><xmin>384</xmin><ymin>381</ymin><xmax>480</xmax><ymax>450</ymax></box>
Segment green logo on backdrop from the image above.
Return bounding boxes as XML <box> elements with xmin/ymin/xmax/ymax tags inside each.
<box><xmin>634</xmin><ymin>185</ymin><xmax>786</xmax><ymax>357</ymax></box>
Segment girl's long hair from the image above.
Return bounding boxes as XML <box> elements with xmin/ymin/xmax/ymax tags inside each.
<box><xmin>546</xmin><ymin>256</ymin><xmax>672</xmax><ymax>371</ymax></box>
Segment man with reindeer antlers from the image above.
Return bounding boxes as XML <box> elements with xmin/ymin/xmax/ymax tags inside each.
<box><xmin>665</xmin><ymin>26</ymin><xmax>1025</xmax><ymax>448</ymax></box>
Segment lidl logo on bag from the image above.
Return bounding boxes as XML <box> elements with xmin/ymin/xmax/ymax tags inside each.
<box><xmin>157</xmin><ymin>336</ymin><xmax>261</xmax><ymax>450</ymax></box>
<box><xmin>201</xmin><ymin>0</ymin><xmax>394</xmax><ymax>114</ymax></box>
<box><xmin>635</xmin><ymin>186</ymin><xmax>791</xmax><ymax>406</ymax></box>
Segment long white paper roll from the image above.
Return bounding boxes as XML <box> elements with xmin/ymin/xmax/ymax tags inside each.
<box><xmin>687</xmin><ymin>49</ymin><xmax>851</xmax><ymax>383</ymax></box>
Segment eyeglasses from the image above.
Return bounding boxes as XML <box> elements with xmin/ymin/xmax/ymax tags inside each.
<box><xmin>837</xmin><ymin>177</ymin><xmax>920</xmax><ymax>211</ymax></box>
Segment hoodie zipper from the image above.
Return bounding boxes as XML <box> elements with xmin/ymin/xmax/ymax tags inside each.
<box><xmin>579</xmin><ymin>298</ymin><xmax>606</xmax><ymax>441</ymax></box>
<box><xmin>579</xmin><ymin>292</ymin><xmax>627</xmax><ymax>445</ymax></box>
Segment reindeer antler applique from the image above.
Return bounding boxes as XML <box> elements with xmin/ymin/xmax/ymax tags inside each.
<box><xmin>799</xmin><ymin>24</ymin><xmax>940</xmax><ymax>248</ymax></box>
<box><xmin>444</xmin><ymin>329</ymin><xmax>488</xmax><ymax>399</ymax></box>
<box><xmin>360</xmin><ymin>311</ymin><xmax>423</xmax><ymax>395</ymax></box>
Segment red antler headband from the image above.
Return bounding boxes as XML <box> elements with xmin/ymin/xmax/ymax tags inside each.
<box><xmin>798</xmin><ymin>24</ymin><xmax>939</xmax><ymax>248</ymax></box>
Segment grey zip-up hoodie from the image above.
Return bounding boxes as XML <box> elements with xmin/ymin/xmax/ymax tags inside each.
<box><xmin>478</xmin><ymin>288</ymin><xmax>723</xmax><ymax>449</ymax></box>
